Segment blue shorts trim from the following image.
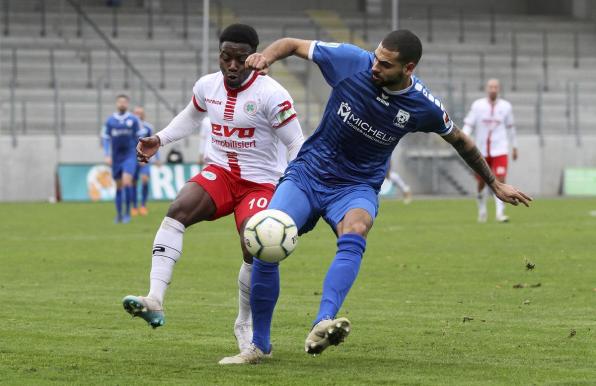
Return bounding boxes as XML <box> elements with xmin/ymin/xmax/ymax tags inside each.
<box><xmin>112</xmin><ymin>155</ymin><xmax>137</xmax><ymax>180</ymax></box>
<box><xmin>269</xmin><ymin>167</ymin><xmax>378</xmax><ymax>235</ymax></box>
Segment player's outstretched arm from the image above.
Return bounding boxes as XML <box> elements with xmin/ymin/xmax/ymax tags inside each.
<box><xmin>246</xmin><ymin>38</ymin><xmax>313</xmax><ymax>74</ymax></box>
<box><xmin>137</xmin><ymin>100</ymin><xmax>205</xmax><ymax>163</ymax></box>
<box><xmin>442</xmin><ymin>125</ymin><xmax>532</xmax><ymax>207</ymax></box>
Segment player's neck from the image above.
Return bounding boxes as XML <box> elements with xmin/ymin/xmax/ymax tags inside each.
<box><xmin>225</xmin><ymin>71</ymin><xmax>254</xmax><ymax>90</ymax></box>
<box><xmin>384</xmin><ymin>76</ymin><xmax>412</xmax><ymax>93</ymax></box>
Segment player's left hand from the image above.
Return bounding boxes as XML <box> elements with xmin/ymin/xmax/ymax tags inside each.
<box><xmin>246</xmin><ymin>53</ymin><xmax>270</xmax><ymax>75</ymax></box>
<box><xmin>513</xmin><ymin>148</ymin><xmax>518</xmax><ymax>161</ymax></box>
<box><xmin>491</xmin><ymin>181</ymin><xmax>532</xmax><ymax>207</ymax></box>
<box><xmin>137</xmin><ymin>136</ymin><xmax>160</xmax><ymax>163</ymax></box>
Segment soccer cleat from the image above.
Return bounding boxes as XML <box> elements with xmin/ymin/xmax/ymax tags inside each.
<box><xmin>305</xmin><ymin>317</ymin><xmax>351</xmax><ymax>355</ymax></box>
<box><xmin>234</xmin><ymin>321</ymin><xmax>253</xmax><ymax>352</ymax></box>
<box><xmin>403</xmin><ymin>191</ymin><xmax>413</xmax><ymax>205</ymax></box>
<box><xmin>139</xmin><ymin>206</ymin><xmax>149</xmax><ymax>216</ymax></box>
<box><xmin>114</xmin><ymin>215</ymin><xmax>122</xmax><ymax>224</ymax></box>
<box><xmin>496</xmin><ymin>214</ymin><xmax>510</xmax><ymax>223</ymax></box>
<box><xmin>218</xmin><ymin>343</ymin><xmax>271</xmax><ymax>365</ymax></box>
<box><xmin>122</xmin><ymin>214</ymin><xmax>131</xmax><ymax>224</ymax></box>
<box><xmin>122</xmin><ymin>295</ymin><xmax>165</xmax><ymax>328</ymax></box>
<box><xmin>131</xmin><ymin>208</ymin><xmax>139</xmax><ymax>217</ymax></box>
<box><xmin>477</xmin><ymin>211</ymin><xmax>487</xmax><ymax>223</ymax></box>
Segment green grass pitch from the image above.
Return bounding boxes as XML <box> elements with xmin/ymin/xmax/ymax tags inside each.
<box><xmin>1</xmin><ymin>198</ymin><xmax>595</xmax><ymax>385</ymax></box>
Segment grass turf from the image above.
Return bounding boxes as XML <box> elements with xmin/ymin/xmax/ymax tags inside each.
<box><xmin>1</xmin><ymin>198</ymin><xmax>595</xmax><ymax>385</ymax></box>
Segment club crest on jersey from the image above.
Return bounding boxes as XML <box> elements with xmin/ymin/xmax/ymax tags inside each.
<box><xmin>126</xmin><ymin>119</ymin><xmax>134</xmax><ymax>127</ymax></box>
<box><xmin>393</xmin><ymin>109</ymin><xmax>410</xmax><ymax>128</ymax></box>
<box><xmin>243</xmin><ymin>101</ymin><xmax>258</xmax><ymax>115</ymax></box>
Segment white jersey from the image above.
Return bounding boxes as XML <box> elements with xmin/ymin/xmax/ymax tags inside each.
<box><xmin>192</xmin><ymin>71</ymin><xmax>297</xmax><ymax>184</ymax></box>
<box><xmin>463</xmin><ymin>98</ymin><xmax>517</xmax><ymax>158</ymax></box>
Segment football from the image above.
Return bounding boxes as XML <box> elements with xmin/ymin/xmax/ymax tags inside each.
<box><xmin>244</xmin><ymin>209</ymin><xmax>298</xmax><ymax>263</ymax></box>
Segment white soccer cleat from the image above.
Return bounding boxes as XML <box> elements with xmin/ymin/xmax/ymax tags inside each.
<box><xmin>218</xmin><ymin>343</ymin><xmax>270</xmax><ymax>365</ymax></box>
<box><xmin>234</xmin><ymin>321</ymin><xmax>253</xmax><ymax>352</ymax></box>
<box><xmin>496</xmin><ymin>214</ymin><xmax>510</xmax><ymax>223</ymax></box>
<box><xmin>403</xmin><ymin>191</ymin><xmax>413</xmax><ymax>205</ymax></box>
<box><xmin>305</xmin><ymin>317</ymin><xmax>351</xmax><ymax>355</ymax></box>
<box><xmin>477</xmin><ymin>211</ymin><xmax>488</xmax><ymax>223</ymax></box>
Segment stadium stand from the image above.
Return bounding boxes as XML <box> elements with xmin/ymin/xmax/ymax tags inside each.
<box><xmin>2</xmin><ymin>0</ymin><xmax>595</xmax><ymax>137</ymax></box>
<box><xmin>1</xmin><ymin>0</ymin><xmax>595</xmax><ymax>200</ymax></box>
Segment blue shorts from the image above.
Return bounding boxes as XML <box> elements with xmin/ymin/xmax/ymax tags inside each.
<box><xmin>112</xmin><ymin>155</ymin><xmax>137</xmax><ymax>180</ymax></box>
<box><xmin>134</xmin><ymin>163</ymin><xmax>151</xmax><ymax>180</ymax></box>
<box><xmin>269</xmin><ymin>166</ymin><xmax>379</xmax><ymax>235</ymax></box>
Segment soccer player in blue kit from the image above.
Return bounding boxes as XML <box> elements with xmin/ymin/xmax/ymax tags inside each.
<box><xmin>102</xmin><ymin>94</ymin><xmax>141</xmax><ymax>223</ymax></box>
<box><xmin>219</xmin><ymin>30</ymin><xmax>532</xmax><ymax>364</ymax></box>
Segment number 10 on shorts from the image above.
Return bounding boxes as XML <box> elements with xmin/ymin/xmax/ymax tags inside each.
<box><xmin>248</xmin><ymin>197</ymin><xmax>268</xmax><ymax>209</ymax></box>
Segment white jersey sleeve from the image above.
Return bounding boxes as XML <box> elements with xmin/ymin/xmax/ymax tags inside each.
<box><xmin>504</xmin><ymin>102</ymin><xmax>518</xmax><ymax>148</ymax></box>
<box><xmin>192</xmin><ymin>77</ymin><xmax>208</xmax><ymax>112</ymax></box>
<box><xmin>265</xmin><ymin>87</ymin><xmax>298</xmax><ymax>128</ymax></box>
<box><xmin>462</xmin><ymin>101</ymin><xmax>478</xmax><ymax>137</ymax></box>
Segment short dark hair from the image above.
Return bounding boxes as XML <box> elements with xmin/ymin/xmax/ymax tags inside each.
<box><xmin>381</xmin><ymin>29</ymin><xmax>422</xmax><ymax>65</ymax></box>
<box><xmin>219</xmin><ymin>24</ymin><xmax>259</xmax><ymax>51</ymax></box>
<box><xmin>116</xmin><ymin>94</ymin><xmax>129</xmax><ymax>100</ymax></box>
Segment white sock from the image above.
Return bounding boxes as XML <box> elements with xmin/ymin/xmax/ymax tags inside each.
<box><xmin>495</xmin><ymin>194</ymin><xmax>505</xmax><ymax>217</ymax></box>
<box><xmin>477</xmin><ymin>187</ymin><xmax>488</xmax><ymax>215</ymax></box>
<box><xmin>389</xmin><ymin>171</ymin><xmax>411</xmax><ymax>193</ymax></box>
<box><xmin>147</xmin><ymin>217</ymin><xmax>185</xmax><ymax>305</ymax></box>
<box><xmin>235</xmin><ymin>261</ymin><xmax>252</xmax><ymax>326</ymax></box>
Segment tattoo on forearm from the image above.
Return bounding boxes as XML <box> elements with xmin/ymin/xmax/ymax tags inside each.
<box><xmin>454</xmin><ymin>138</ymin><xmax>495</xmax><ymax>185</ymax></box>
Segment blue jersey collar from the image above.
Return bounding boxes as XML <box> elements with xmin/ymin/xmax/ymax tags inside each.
<box><xmin>382</xmin><ymin>76</ymin><xmax>414</xmax><ymax>96</ymax></box>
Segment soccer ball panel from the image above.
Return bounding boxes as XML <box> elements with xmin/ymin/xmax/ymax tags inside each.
<box><xmin>243</xmin><ymin>209</ymin><xmax>298</xmax><ymax>263</ymax></box>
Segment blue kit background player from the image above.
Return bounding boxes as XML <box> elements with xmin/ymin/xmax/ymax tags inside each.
<box><xmin>219</xmin><ymin>30</ymin><xmax>532</xmax><ymax>364</ymax></box>
<box><xmin>102</xmin><ymin>94</ymin><xmax>141</xmax><ymax>223</ymax></box>
<box><xmin>132</xmin><ymin>106</ymin><xmax>159</xmax><ymax>216</ymax></box>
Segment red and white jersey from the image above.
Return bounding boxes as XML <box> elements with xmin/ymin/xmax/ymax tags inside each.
<box><xmin>463</xmin><ymin>98</ymin><xmax>517</xmax><ymax>158</ymax></box>
<box><xmin>192</xmin><ymin>71</ymin><xmax>298</xmax><ymax>184</ymax></box>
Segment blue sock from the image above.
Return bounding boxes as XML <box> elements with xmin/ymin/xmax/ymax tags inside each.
<box><xmin>124</xmin><ymin>186</ymin><xmax>133</xmax><ymax>216</ymax></box>
<box><xmin>131</xmin><ymin>183</ymin><xmax>138</xmax><ymax>209</ymax></box>
<box><xmin>115</xmin><ymin>188</ymin><xmax>123</xmax><ymax>218</ymax></box>
<box><xmin>250</xmin><ymin>258</ymin><xmax>279</xmax><ymax>353</ymax></box>
<box><xmin>141</xmin><ymin>182</ymin><xmax>149</xmax><ymax>207</ymax></box>
<box><xmin>314</xmin><ymin>233</ymin><xmax>366</xmax><ymax>325</ymax></box>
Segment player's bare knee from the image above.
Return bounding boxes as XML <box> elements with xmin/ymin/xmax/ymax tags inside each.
<box><xmin>166</xmin><ymin>199</ymin><xmax>191</xmax><ymax>226</ymax></box>
<box><xmin>343</xmin><ymin>221</ymin><xmax>370</xmax><ymax>237</ymax></box>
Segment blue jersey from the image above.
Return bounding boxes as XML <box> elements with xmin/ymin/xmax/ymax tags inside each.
<box><xmin>102</xmin><ymin>112</ymin><xmax>141</xmax><ymax>163</ymax></box>
<box><xmin>290</xmin><ymin>41</ymin><xmax>454</xmax><ymax>191</ymax></box>
<box><xmin>136</xmin><ymin>120</ymin><xmax>154</xmax><ymax>140</ymax></box>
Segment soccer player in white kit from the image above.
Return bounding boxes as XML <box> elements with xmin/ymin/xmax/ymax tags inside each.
<box><xmin>121</xmin><ymin>24</ymin><xmax>304</xmax><ymax>353</ymax></box>
<box><xmin>463</xmin><ymin>79</ymin><xmax>518</xmax><ymax>222</ymax></box>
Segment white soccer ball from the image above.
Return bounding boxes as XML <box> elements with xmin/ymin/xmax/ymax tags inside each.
<box><xmin>244</xmin><ymin>209</ymin><xmax>298</xmax><ymax>263</ymax></box>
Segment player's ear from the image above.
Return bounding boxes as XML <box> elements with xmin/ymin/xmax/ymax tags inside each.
<box><xmin>403</xmin><ymin>62</ymin><xmax>416</xmax><ymax>75</ymax></box>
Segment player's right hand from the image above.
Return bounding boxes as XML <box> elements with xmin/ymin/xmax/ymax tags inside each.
<box><xmin>104</xmin><ymin>156</ymin><xmax>112</xmax><ymax>166</ymax></box>
<box><xmin>137</xmin><ymin>136</ymin><xmax>160</xmax><ymax>163</ymax></box>
<box><xmin>246</xmin><ymin>53</ymin><xmax>270</xmax><ymax>75</ymax></box>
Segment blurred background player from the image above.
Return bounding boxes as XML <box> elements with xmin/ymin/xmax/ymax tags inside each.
<box><xmin>132</xmin><ymin>106</ymin><xmax>159</xmax><ymax>216</ymax></box>
<box><xmin>386</xmin><ymin>160</ymin><xmax>413</xmax><ymax>204</ymax></box>
<box><xmin>463</xmin><ymin>79</ymin><xmax>518</xmax><ymax>223</ymax></box>
<box><xmin>121</xmin><ymin>24</ymin><xmax>304</xmax><ymax>354</ymax></box>
<box><xmin>102</xmin><ymin>94</ymin><xmax>141</xmax><ymax>223</ymax></box>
